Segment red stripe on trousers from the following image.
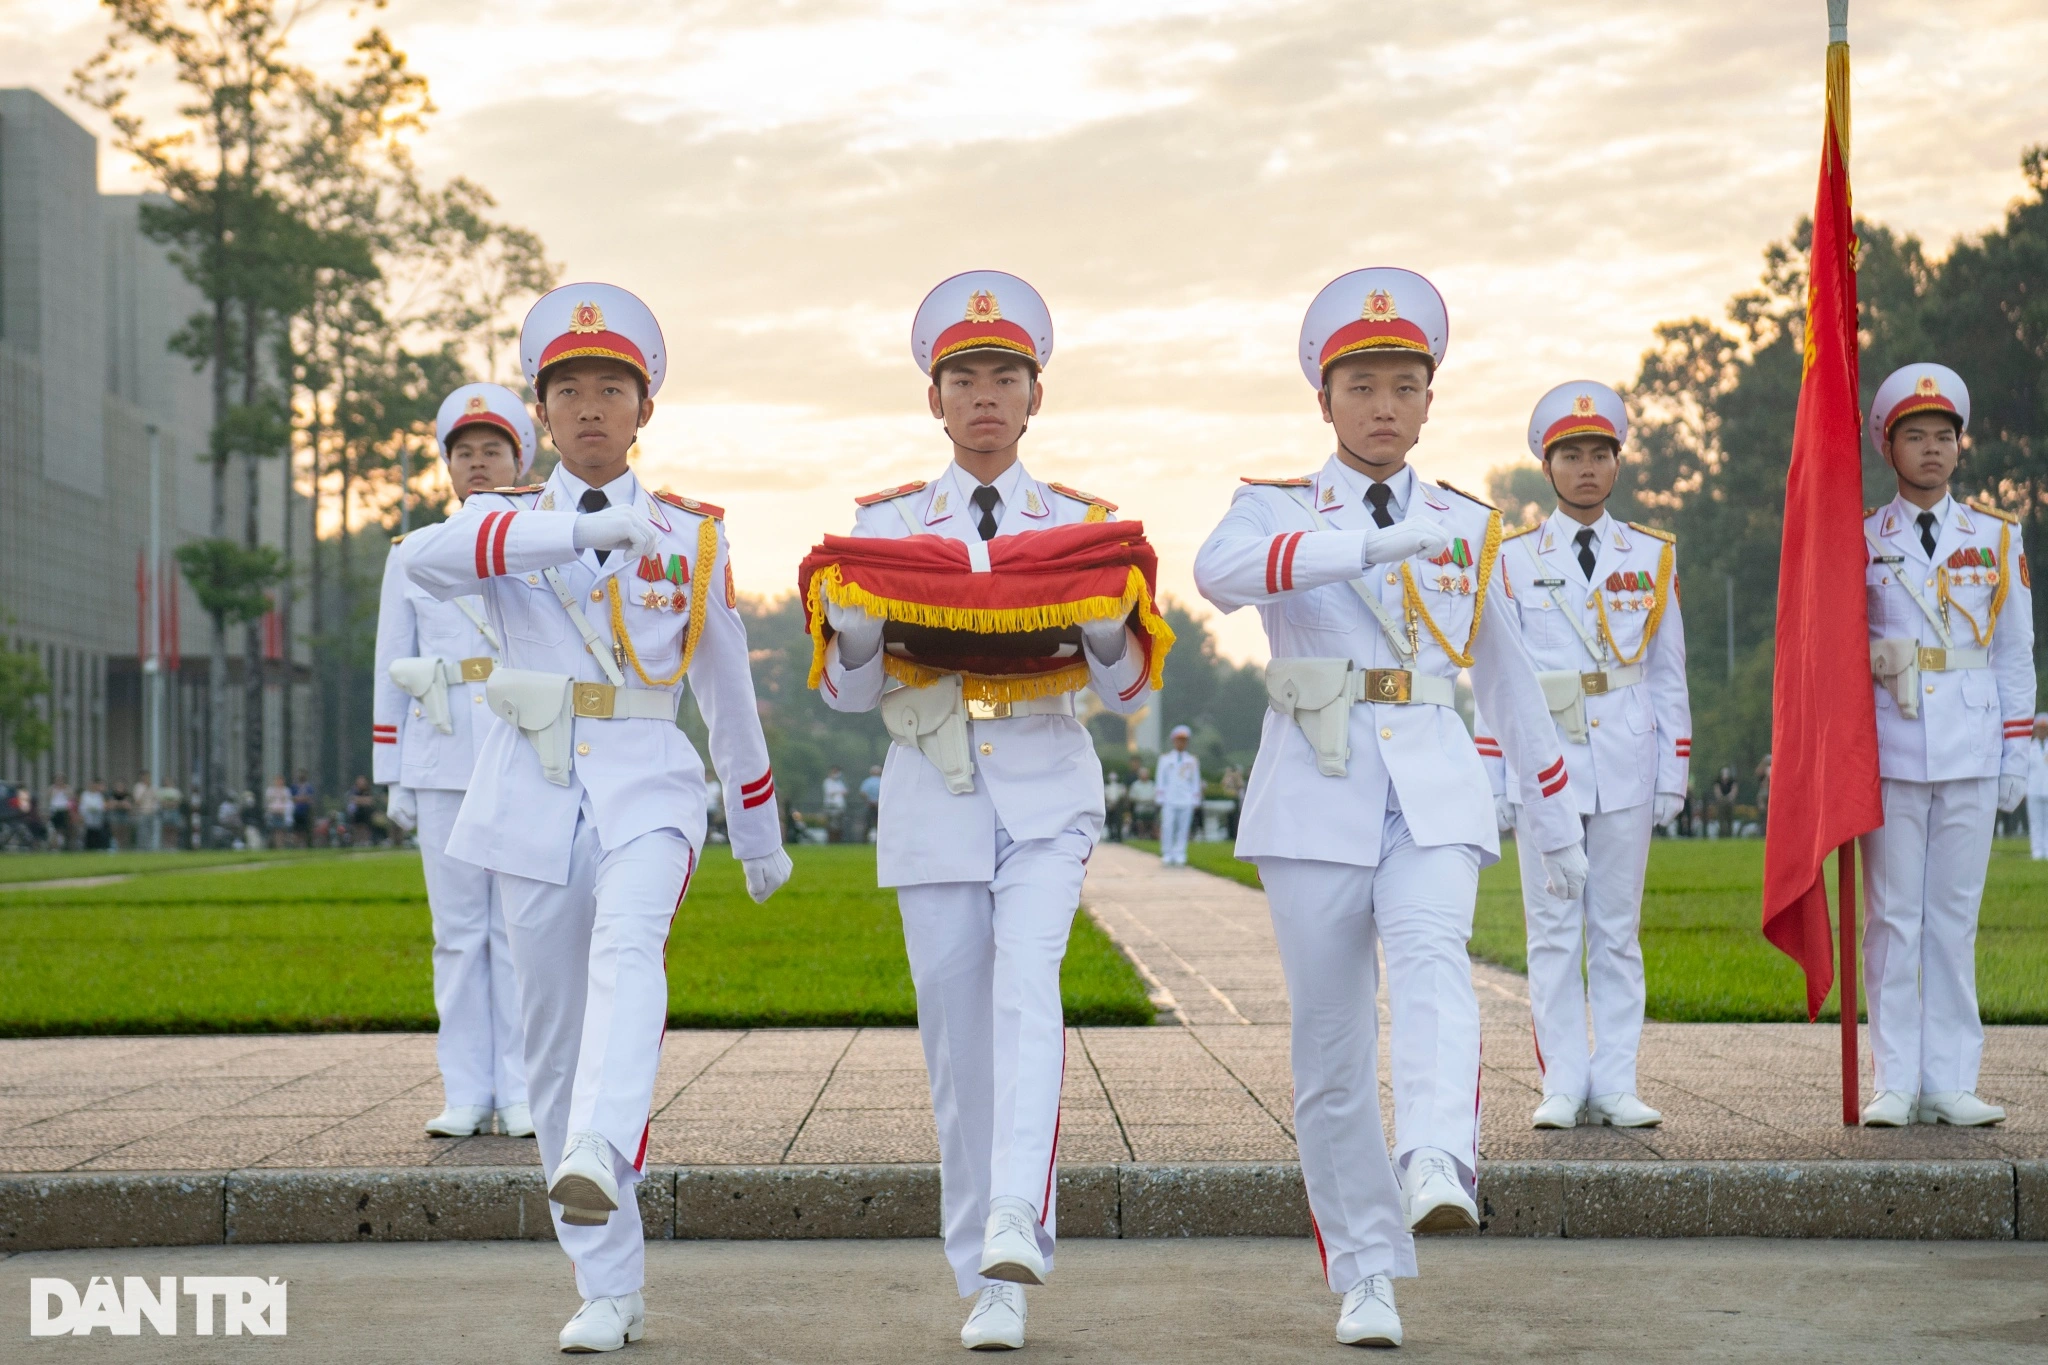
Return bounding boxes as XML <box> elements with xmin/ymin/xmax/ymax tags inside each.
<box><xmin>1042</xmin><ymin>1030</ymin><xmax>1067</xmax><ymax>1223</ymax></box>
<box><xmin>473</xmin><ymin>512</ymin><xmax>501</xmax><ymax>578</ymax></box>
<box><xmin>1308</xmin><ymin>1207</ymin><xmax>1329</xmax><ymax>1282</ymax></box>
<box><xmin>635</xmin><ymin>848</ymin><xmax>696</xmax><ymax>1174</ymax></box>
<box><xmin>490</xmin><ymin>510</ymin><xmax>515</xmax><ymax>576</ymax></box>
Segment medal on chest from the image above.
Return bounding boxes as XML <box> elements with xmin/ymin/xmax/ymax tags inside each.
<box><xmin>634</xmin><ymin>553</ymin><xmax>691</xmax><ymax>612</ymax></box>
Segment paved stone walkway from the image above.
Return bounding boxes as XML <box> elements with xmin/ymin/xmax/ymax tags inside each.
<box><xmin>0</xmin><ymin>843</ymin><xmax>2040</xmax><ymax>1174</ymax></box>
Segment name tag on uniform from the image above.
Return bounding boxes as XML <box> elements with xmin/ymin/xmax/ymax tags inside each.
<box><xmin>1533</xmin><ymin>577</ymin><xmax>1566</xmax><ymax>587</ymax></box>
<box><xmin>1871</xmin><ymin>555</ymin><xmax>1903</xmax><ymax>565</ymax></box>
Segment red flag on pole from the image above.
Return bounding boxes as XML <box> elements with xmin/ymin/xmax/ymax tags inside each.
<box><xmin>1762</xmin><ymin>3</ymin><xmax>1883</xmax><ymax>1040</ymax></box>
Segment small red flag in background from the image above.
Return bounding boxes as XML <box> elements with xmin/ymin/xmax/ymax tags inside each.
<box><xmin>1761</xmin><ymin>19</ymin><xmax>1884</xmax><ymax>1021</ymax></box>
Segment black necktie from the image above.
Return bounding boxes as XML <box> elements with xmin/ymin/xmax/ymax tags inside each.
<box><xmin>579</xmin><ymin>487</ymin><xmax>611</xmax><ymax>564</ymax></box>
<box><xmin>1575</xmin><ymin>527</ymin><xmax>1598</xmax><ymax>580</ymax></box>
<box><xmin>1917</xmin><ymin>511</ymin><xmax>1938</xmax><ymax>557</ymax></box>
<box><xmin>1365</xmin><ymin>482</ymin><xmax>1395</xmax><ymax>529</ymax></box>
<box><xmin>971</xmin><ymin>485</ymin><xmax>1001</xmax><ymax>541</ymax></box>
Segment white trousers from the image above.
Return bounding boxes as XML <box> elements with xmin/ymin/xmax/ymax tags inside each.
<box><xmin>498</xmin><ymin>810</ymin><xmax>695</xmax><ymax>1300</ymax></box>
<box><xmin>1257</xmin><ymin>810</ymin><xmax>1483</xmax><ymax>1293</ymax></box>
<box><xmin>1513</xmin><ymin>802</ymin><xmax>1652</xmax><ymax>1101</ymax></box>
<box><xmin>897</xmin><ymin>824</ymin><xmax>1089</xmax><ymax>1297</ymax></box>
<box><xmin>417</xmin><ymin>788</ymin><xmax>526</xmax><ymax>1110</ymax></box>
<box><xmin>2029</xmin><ymin>793</ymin><xmax>2048</xmax><ymax>860</ymax></box>
<box><xmin>1859</xmin><ymin>777</ymin><xmax>1994</xmax><ymax>1096</ymax></box>
<box><xmin>1159</xmin><ymin>802</ymin><xmax>1197</xmax><ymax>865</ymax></box>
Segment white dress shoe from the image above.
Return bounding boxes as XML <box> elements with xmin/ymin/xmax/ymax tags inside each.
<box><xmin>1336</xmin><ymin>1274</ymin><xmax>1402</xmax><ymax>1348</ymax></box>
<box><xmin>558</xmin><ymin>1291</ymin><xmax>644</xmax><ymax>1352</ymax></box>
<box><xmin>961</xmin><ymin>1283</ymin><xmax>1025</xmax><ymax>1351</ymax></box>
<box><xmin>1585</xmin><ymin>1092</ymin><xmax>1663</xmax><ymax>1127</ymax></box>
<box><xmin>550</xmin><ymin>1131</ymin><xmax>620</xmax><ymax>1225</ymax></box>
<box><xmin>424</xmin><ymin>1103</ymin><xmax>492</xmax><ymax>1137</ymax></box>
<box><xmin>1860</xmin><ymin>1090</ymin><xmax>1916</xmax><ymax>1127</ymax></box>
<box><xmin>1531</xmin><ymin>1094</ymin><xmax>1582</xmax><ymax>1129</ymax></box>
<box><xmin>496</xmin><ymin>1101</ymin><xmax>536</xmax><ymax>1138</ymax></box>
<box><xmin>977</xmin><ymin>1196</ymin><xmax>1046</xmax><ymax>1285</ymax></box>
<box><xmin>1401</xmin><ymin>1148</ymin><xmax>1478</xmax><ymax>1234</ymax></box>
<box><xmin>1916</xmin><ymin>1091</ymin><xmax>2006</xmax><ymax>1126</ymax></box>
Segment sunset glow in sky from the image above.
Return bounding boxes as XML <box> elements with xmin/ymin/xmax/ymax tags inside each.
<box><xmin>11</xmin><ymin>0</ymin><xmax>2048</xmax><ymax>659</ymax></box>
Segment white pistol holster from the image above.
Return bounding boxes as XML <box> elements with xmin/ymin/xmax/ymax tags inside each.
<box><xmin>388</xmin><ymin>657</ymin><xmax>454</xmax><ymax>735</ymax></box>
<box><xmin>1869</xmin><ymin>639</ymin><xmax>1921</xmax><ymax>720</ymax></box>
<box><xmin>1535</xmin><ymin>670</ymin><xmax>1592</xmax><ymax>745</ymax></box>
<box><xmin>880</xmin><ymin>673</ymin><xmax>975</xmax><ymax>795</ymax></box>
<box><xmin>1265</xmin><ymin>658</ymin><xmax>1354</xmax><ymax>778</ymax></box>
<box><xmin>485</xmin><ymin>668</ymin><xmax>576</xmax><ymax>786</ymax></box>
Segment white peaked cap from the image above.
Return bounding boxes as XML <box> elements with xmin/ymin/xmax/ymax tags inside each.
<box><xmin>1869</xmin><ymin>362</ymin><xmax>1968</xmax><ymax>449</ymax></box>
<box><xmin>521</xmin><ymin>282</ymin><xmax>668</xmax><ymax>398</ymax></box>
<box><xmin>1527</xmin><ymin>380</ymin><xmax>1628</xmax><ymax>459</ymax></box>
<box><xmin>912</xmin><ymin>270</ymin><xmax>1054</xmax><ymax>376</ymax></box>
<box><xmin>435</xmin><ymin>383</ymin><xmax>537</xmax><ymax>474</ymax></box>
<box><xmin>1298</xmin><ymin>267</ymin><xmax>1448</xmax><ymax>389</ymax></box>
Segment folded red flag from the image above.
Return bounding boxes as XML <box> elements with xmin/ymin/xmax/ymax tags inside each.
<box><xmin>799</xmin><ymin>520</ymin><xmax>1176</xmax><ymax>703</ymax></box>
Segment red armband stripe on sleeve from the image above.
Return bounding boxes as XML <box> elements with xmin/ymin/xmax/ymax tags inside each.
<box><xmin>1279</xmin><ymin>531</ymin><xmax>1305</xmax><ymax>591</ymax></box>
<box><xmin>1540</xmin><ymin>770</ymin><xmax>1569</xmax><ymax>798</ymax></box>
<box><xmin>1474</xmin><ymin>735</ymin><xmax>1502</xmax><ymax>757</ymax></box>
<box><xmin>1536</xmin><ymin>756</ymin><xmax>1566</xmax><ymax>783</ymax></box>
<box><xmin>474</xmin><ymin>512</ymin><xmax>502</xmax><ymax>578</ymax></box>
<box><xmin>490</xmin><ymin>511</ymin><xmax>516</xmax><ymax>576</ymax></box>
<box><xmin>741</xmin><ymin>779</ymin><xmax>776</xmax><ymax>810</ymax></box>
<box><xmin>1265</xmin><ymin>535</ymin><xmax>1287</xmax><ymax>595</ymax></box>
<box><xmin>740</xmin><ymin>771</ymin><xmax>774</xmax><ymax>797</ymax></box>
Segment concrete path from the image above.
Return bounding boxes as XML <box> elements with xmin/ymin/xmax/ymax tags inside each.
<box><xmin>8</xmin><ymin>1238</ymin><xmax>2045</xmax><ymax>1362</ymax></box>
<box><xmin>0</xmin><ymin>842</ymin><xmax>2042</xmax><ymax>1175</ymax></box>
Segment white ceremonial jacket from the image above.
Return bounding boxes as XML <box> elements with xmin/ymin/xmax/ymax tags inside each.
<box><xmin>406</xmin><ymin>465</ymin><xmax>782</xmax><ymax>884</ymax></box>
<box><xmin>1154</xmin><ymin>749</ymin><xmax>1203</xmax><ymax>807</ymax></box>
<box><xmin>1193</xmin><ymin>456</ymin><xmax>1580</xmax><ymax>869</ymax></box>
<box><xmin>1478</xmin><ymin>510</ymin><xmax>1692</xmax><ymax>814</ymax></box>
<box><xmin>817</xmin><ymin>459</ymin><xmax>1153</xmax><ymax>887</ymax></box>
<box><xmin>1863</xmin><ymin>494</ymin><xmax>2036</xmax><ymax>783</ymax></box>
<box><xmin>372</xmin><ymin>523</ymin><xmax>500</xmax><ymax>793</ymax></box>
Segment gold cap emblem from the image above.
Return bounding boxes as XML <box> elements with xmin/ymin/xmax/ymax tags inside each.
<box><xmin>1573</xmin><ymin>394</ymin><xmax>1596</xmax><ymax>416</ymax></box>
<box><xmin>465</xmin><ymin>395</ymin><xmax>489</xmax><ymax>414</ymax></box>
<box><xmin>1361</xmin><ymin>289</ymin><xmax>1400</xmax><ymax>322</ymax></box>
<box><xmin>570</xmin><ymin>301</ymin><xmax>606</xmax><ymax>334</ymax></box>
<box><xmin>1916</xmin><ymin>375</ymin><xmax>1940</xmax><ymax>397</ymax></box>
<box><xmin>964</xmin><ymin>290</ymin><xmax>1002</xmax><ymax>324</ymax></box>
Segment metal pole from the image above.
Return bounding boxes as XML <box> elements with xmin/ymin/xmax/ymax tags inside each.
<box><xmin>1725</xmin><ymin>573</ymin><xmax>1735</xmax><ymax>681</ymax></box>
<box><xmin>1838</xmin><ymin>839</ymin><xmax>1859</xmax><ymax>1124</ymax></box>
<box><xmin>145</xmin><ymin>425</ymin><xmax>164</xmax><ymax>794</ymax></box>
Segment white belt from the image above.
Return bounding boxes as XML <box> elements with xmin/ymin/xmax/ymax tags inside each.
<box><xmin>1264</xmin><ymin>659</ymin><xmax>1456</xmax><ymax>778</ymax></box>
<box><xmin>1340</xmin><ymin>667</ymin><xmax>1456</xmax><ymax>708</ymax></box>
<box><xmin>966</xmin><ymin>693</ymin><xmax>1076</xmax><ymax>721</ymax></box>
<box><xmin>1869</xmin><ymin>639</ymin><xmax>1988</xmax><ymax>722</ymax></box>
<box><xmin>879</xmin><ymin>679</ymin><xmax>1078</xmax><ymax>796</ymax></box>
<box><xmin>486</xmin><ymin>669</ymin><xmax>678</xmax><ymax>786</ymax></box>
<box><xmin>1575</xmin><ymin>663</ymin><xmax>1642</xmax><ymax>694</ymax></box>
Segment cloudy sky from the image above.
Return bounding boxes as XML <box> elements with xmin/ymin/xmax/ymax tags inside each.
<box><xmin>13</xmin><ymin>0</ymin><xmax>2048</xmax><ymax>659</ymax></box>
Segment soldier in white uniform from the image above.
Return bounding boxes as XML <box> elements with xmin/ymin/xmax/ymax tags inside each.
<box><xmin>1477</xmin><ymin>381</ymin><xmax>1691</xmax><ymax>1131</ymax></box>
<box><xmin>1154</xmin><ymin>725</ymin><xmax>1203</xmax><ymax>866</ymax></box>
<box><xmin>1193</xmin><ymin>269</ymin><xmax>1587</xmax><ymax>1349</ymax></box>
<box><xmin>407</xmin><ymin>283</ymin><xmax>793</xmax><ymax>1353</ymax></box>
<box><xmin>1858</xmin><ymin>362</ymin><xmax>2034</xmax><ymax>1129</ymax></box>
<box><xmin>814</xmin><ymin>271</ymin><xmax>1157</xmax><ymax>1352</ymax></box>
<box><xmin>373</xmin><ymin>384</ymin><xmax>536</xmax><ymax>1141</ymax></box>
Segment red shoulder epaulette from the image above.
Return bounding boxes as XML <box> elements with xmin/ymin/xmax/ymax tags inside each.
<box><xmin>1047</xmin><ymin>482</ymin><xmax>1117</xmax><ymax>512</ymax></box>
<box><xmin>855</xmin><ymin>480</ymin><xmax>928</xmax><ymax>507</ymax></box>
<box><xmin>490</xmin><ymin>484</ymin><xmax>545</xmax><ymax>495</ymax></box>
<box><xmin>1239</xmin><ymin>476</ymin><xmax>1313</xmax><ymax>487</ymax></box>
<box><xmin>1435</xmin><ymin>479</ymin><xmax>1496</xmax><ymax>511</ymax></box>
<box><xmin>654</xmin><ymin>489</ymin><xmax>723</xmax><ymax>519</ymax></box>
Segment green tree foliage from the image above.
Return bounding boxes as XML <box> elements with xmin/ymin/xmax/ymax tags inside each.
<box><xmin>1154</xmin><ymin>598</ymin><xmax>1267</xmax><ymax>777</ymax></box>
<box><xmin>0</xmin><ymin>633</ymin><xmax>53</xmax><ymax>764</ymax></box>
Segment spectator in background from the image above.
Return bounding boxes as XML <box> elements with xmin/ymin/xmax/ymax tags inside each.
<box><xmin>704</xmin><ymin>777</ymin><xmax>727</xmax><ymax>844</ymax></box>
<box><xmin>1754</xmin><ymin>753</ymin><xmax>1773</xmax><ymax>833</ymax></box>
<box><xmin>822</xmin><ymin>766</ymin><xmax>848</xmax><ymax>844</ymax></box>
<box><xmin>265</xmin><ymin>775</ymin><xmax>293</xmax><ymax>846</ymax></box>
<box><xmin>239</xmin><ymin>790</ymin><xmax>264</xmax><ymax>848</ymax></box>
<box><xmin>132</xmin><ymin>771</ymin><xmax>160</xmax><ymax>851</ymax></box>
<box><xmin>47</xmin><ymin>776</ymin><xmax>73</xmax><ymax>850</ymax></box>
<box><xmin>346</xmin><ymin>776</ymin><xmax>377</xmax><ymax>847</ymax></box>
<box><xmin>1711</xmin><ymin>767</ymin><xmax>1739</xmax><ymax>840</ymax></box>
<box><xmin>1220</xmin><ymin>764</ymin><xmax>1245</xmax><ymax>839</ymax></box>
<box><xmin>858</xmin><ymin>765</ymin><xmax>882</xmax><ymax>844</ymax></box>
<box><xmin>1678</xmin><ymin>778</ymin><xmax>1697</xmax><ymax>839</ymax></box>
<box><xmin>1103</xmin><ymin>768</ymin><xmax>1128</xmax><ymax>842</ymax></box>
<box><xmin>78</xmin><ymin>780</ymin><xmax>110</xmax><ymax>851</ymax></box>
<box><xmin>1129</xmin><ymin>764</ymin><xmax>1158</xmax><ymax>842</ymax></box>
<box><xmin>1154</xmin><ymin>726</ymin><xmax>1203</xmax><ymax>866</ymax></box>
<box><xmin>290</xmin><ymin>771</ymin><xmax>315</xmax><ymax>849</ymax></box>
<box><xmin>108</xmin><ymin>781</ymin><xmax>132</xmax><ymax>849</ymax></box>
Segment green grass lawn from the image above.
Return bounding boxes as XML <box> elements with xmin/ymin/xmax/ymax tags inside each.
<box><xmin>1137</xmin><ymin>836</ymin><xmax>2048</xmax><ymax>1025</ymax></box>
<box><xmin>0</xmin><ymin>848</ymin><xmax>353</xmax><ymax>883</ymax></box>
<box><xmin>0</xmin><ymin>845</ymin><xmax>1153</xmax><ymax>1036</ymax></box>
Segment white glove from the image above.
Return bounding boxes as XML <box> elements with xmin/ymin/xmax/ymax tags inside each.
<box><xmin>1080</xmin><ymin>615</ymin><xmax>1131</xmax><ymax>665</ymax></box>
<box><xmin>573</xmin><ymin>505</ymin><xmax>660</xmax><ymax>560</ymax></box>
<box><xmin>1360</xmin><ymin>517</ymin><xmax>1451</xmax><ymax>566</ymax></box>
<box><xmin>1541</xmin><ymin>841</ymin><xmax>1589</xmax><ymax>900</ymax></box>
<box><xmin>743</xmin><ymin>848</ymin><xmax>794</xmax><ymax>904</ymax></box>
<box><xmin>1652</xmin><ymin>792</ymin><xmax>1685</xmax><ymax>827</ymax></box>
<box><xmin>386</xmin><ymin>784</ymin><xmax>417</xmax><ymax>833</ymax></box>
<box><xmin>1494</xmin><ymin>795</ymin><xmax>1517</xmax><ymax>834</ymax></box>
<box><xmin>826</xmin><ymin>597</ymin><xmax>885</xmax><ymax>668</ymax></box>
<box><xmin>1998</xmin><ymin>773</ymin><xmax>2026</xmax><ymax>814</ymax></box>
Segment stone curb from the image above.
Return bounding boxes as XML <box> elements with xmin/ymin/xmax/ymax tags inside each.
<box><xmin>2</xmin><ymin>1161</ymin><xmax>2039</xmax><ymax>1252</ymax></box>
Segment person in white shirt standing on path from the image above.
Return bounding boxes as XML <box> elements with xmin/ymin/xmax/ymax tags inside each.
<box><xmin>1857</xmin><ymin>363</ymin><xmax>2035</xmax><ymax>1130</ymax></box>
<box><xmin>1154</xmin><ymin>725</ymin><xmax>1203</xmax><ymax>866</ymax></box>
<box><xmin>2028</xmin><ymin>715</ymin><xmax>2048</xmax><ymax>861</ymax></box>
<box><xmin>814</xmin><ymin>271</ymin><xmax>1157</xmax><ymax>1353</ymax></box>
<box><xmin>1193</xmin><ymin>268</ymin><xmax>1587</xmax><ymax>1350</ymax></box>
<box><xmin>407</xmin><ymin>284</ymin><xmax>792</xmax><ymax>1353</ymax></box>
<box><xmin>373</xmin><ymin>383</ymin><xmax>536</xmax><ymax>1143</ymax></box>
<box><xmin>1477</xmin><ymin>381</ymin><xmax>1691</xmax><ymax>1133</ymax></box>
